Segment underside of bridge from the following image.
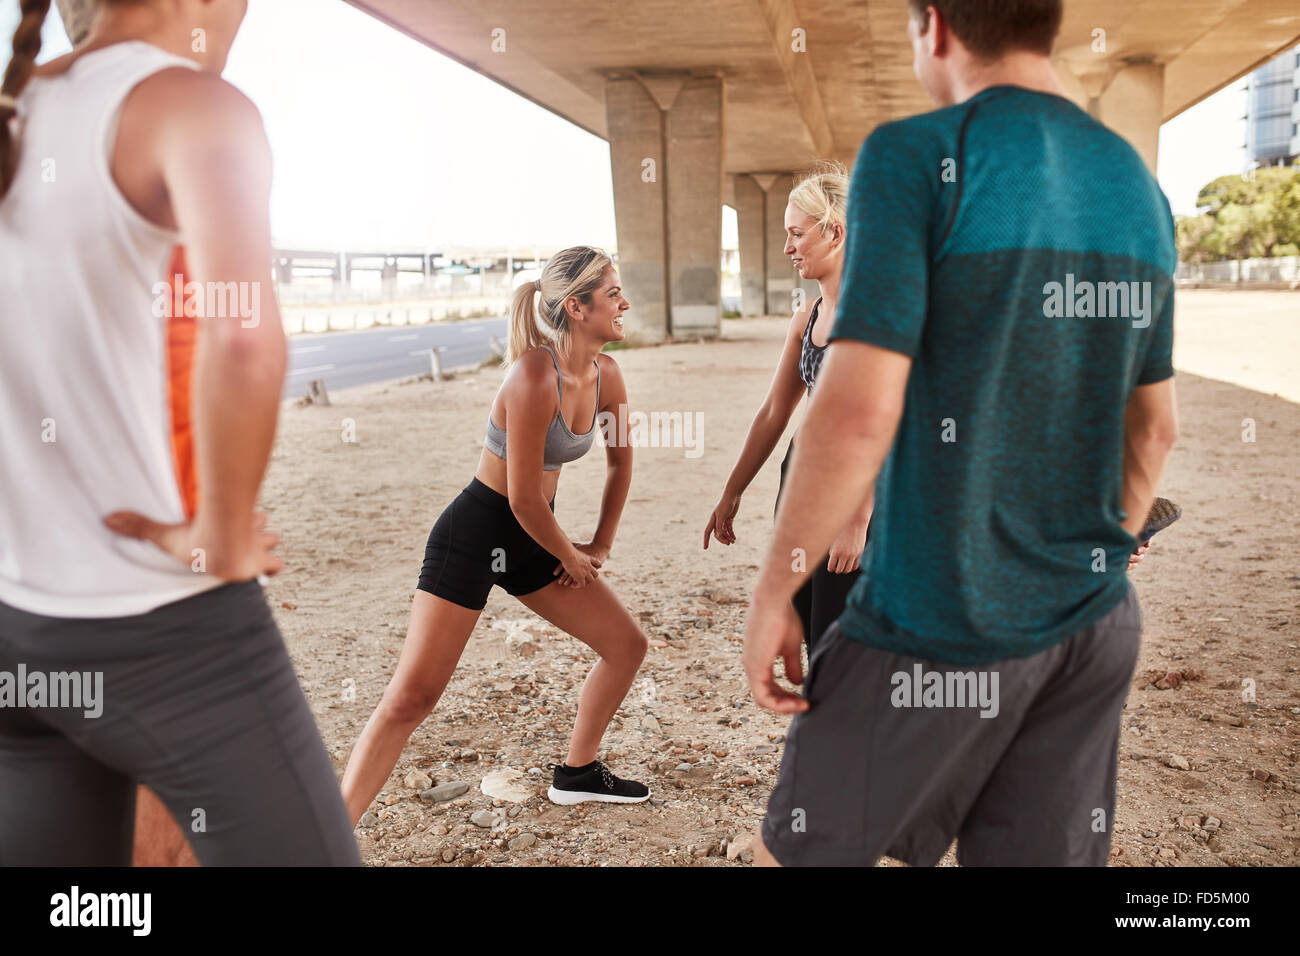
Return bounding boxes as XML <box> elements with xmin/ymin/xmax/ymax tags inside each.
<box><xmin>347</xmin><ymin>0</ymin><xmax>1300</xmax><ymax>340</ymax></box>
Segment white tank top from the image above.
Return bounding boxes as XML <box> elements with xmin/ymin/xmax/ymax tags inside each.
<box><xmin>0</xmin><ymin>41</ymin><xmax>222</xmax><ymax>618</ymax></box>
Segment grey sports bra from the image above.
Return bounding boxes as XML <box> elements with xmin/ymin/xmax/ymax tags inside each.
<box><xmin>484</xmin><ymin>344</ymin><xmax>602</xmax><ymax>472</ymax></box>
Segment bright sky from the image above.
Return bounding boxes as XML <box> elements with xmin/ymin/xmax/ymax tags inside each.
<box><xmin>8</xmin><ymin>0</ymin><xmax>1259</xmax><ymax>248</ymax></box>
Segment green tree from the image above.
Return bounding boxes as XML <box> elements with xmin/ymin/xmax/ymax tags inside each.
<box><xmin>1184</xmin><ymin>165</ymin><xmax>1300</xmax><ymax>261</ymax></box>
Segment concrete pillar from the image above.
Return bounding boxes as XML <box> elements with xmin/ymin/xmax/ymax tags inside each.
<box><xmin>381</xmin><ymin>257</ymin><xmax>398</xmax><ymax>300</ymax></box>
<box><xmin>606</xmin><ymin>73</ymin><xmax>724</xmax><ymax>342</ymax></box>
<box><xmin>607</xmin><ymin>77</ymin><xmax>669</xmax><ymax>343</ymax></box>
<box><xmin>733</xmin><ymin>174</ymin><xmax>767</xmax><ymax>316</ymax></box>
<box><xmin>1089</xmin><ymin>61</ymin><xmax>1164</xmax><ymax>173</ymax></box>
<box><xmin>665</xmin><ymin>76</ymin><xmax>724</xmax><ymax>336</ymax></box>
<box><xmin>762</xmin><ymin>173</ymin><xmax>797</xmax><ymax>314</ymax></box>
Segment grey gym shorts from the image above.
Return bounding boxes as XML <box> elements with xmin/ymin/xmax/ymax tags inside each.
<box><xmin>760</xmin><ymin>585</ymin><xmax>1142</xmax><ymax>866</ymax></box>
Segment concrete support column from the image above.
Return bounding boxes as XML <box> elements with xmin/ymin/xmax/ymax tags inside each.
<box><xmin>607</xmin><ymin>77</ymin><xmax>669</xmax><ymax>342</ymax></box>
<box><xmin>381</xmin><ymin>257</ymin><xmax>399</xmax><ymax>300</ymax></box>
<box><xmin>733</xmin><ymin>174</ymin><xmax>767</xmax><ymax>316</ymax></box>
<box><xmin>1089</xmin><ymin>61</ymin><xmax>1165</xmax><ymax>173</ymax></box>
<box><xmin>665</xmin><ymin>76</ymin><xmax>724</xmax><ymax>336</ymax></box>
<box><xmin>762</xmin><ymin>173</ymin><xmax>796</xmax><ymax>314</ymax></box>
<box><xmin>606</xmin><ymin>72</ymin><xmax>724</xmax><ymax>342</ymax></box>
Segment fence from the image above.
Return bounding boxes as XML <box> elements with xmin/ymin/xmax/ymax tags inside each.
<box><xmin>1177</xmin><ymin>255</ymin><xmax>1300</xmax><ymax>284</ymax></box>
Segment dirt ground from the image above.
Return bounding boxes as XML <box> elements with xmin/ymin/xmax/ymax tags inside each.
<box><xmin>260</xmin><ymin>288</ymin><xmax>1300</xmax><ymax>867</ymax></box>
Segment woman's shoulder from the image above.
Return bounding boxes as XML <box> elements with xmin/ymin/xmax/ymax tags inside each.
<box><xmin>787</xmin><ymin>295</ymin><xmax>817</xmax><ymax>339</ymax></box>
<box><xmin>505</xmin><ymin>346</ymin><xmax>559</xmax><ymax>394</ymax></box>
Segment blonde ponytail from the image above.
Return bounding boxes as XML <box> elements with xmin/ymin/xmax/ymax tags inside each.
<box><xmin>505</xmin><ymin>245</ymin><xmax>612</xmax><ymax>365</ymax></box>
<box><xmin>507</xmin><ymin>279</ymin><xmax>550</xmax><ymax>365</ymax></box>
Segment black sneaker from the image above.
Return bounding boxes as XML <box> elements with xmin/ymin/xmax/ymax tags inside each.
<box><xmin>546</xmin><ymin>760</ymin><xmax>650</xmax><ymax>805</ymax></box>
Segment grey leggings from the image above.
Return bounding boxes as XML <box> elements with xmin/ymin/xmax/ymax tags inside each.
<box><xmin>0</xmin><ymin>581</ymin><xmax>360</xmax><ymax>866</ymax></box>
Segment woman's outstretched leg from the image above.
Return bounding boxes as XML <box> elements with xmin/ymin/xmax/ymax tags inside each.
<box><xmin>341</xmin><ymin>591</ymin><xmax>481</xmax><ymax>825</ymax></box>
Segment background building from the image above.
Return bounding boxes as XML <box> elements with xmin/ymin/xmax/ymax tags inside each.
<box><xmin>1245</xmin><ymin>44</ymin><xmax>1300</xmax><ymax>167</ymax></box>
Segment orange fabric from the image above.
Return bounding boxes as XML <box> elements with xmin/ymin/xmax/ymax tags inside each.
<box><xmin>165</xmin><ymin>245</ymin><xmax>199</xmax><ymax>520</ymax></box>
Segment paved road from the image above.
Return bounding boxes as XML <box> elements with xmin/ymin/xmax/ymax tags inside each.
<box><xmin>285</xmin><ymin>316</ymin><xmax>509</xmax><ymax>397</ymax></box>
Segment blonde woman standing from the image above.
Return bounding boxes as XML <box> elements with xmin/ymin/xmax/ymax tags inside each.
<box><xmin>704</xmin><ymin>165</ymin><xmax>870</xmax><ymax>651</ymax></box>
<box><xmin>341</xmin><ymin>246</ymin><xmax>651</xmax><ymax>818</ymax></box>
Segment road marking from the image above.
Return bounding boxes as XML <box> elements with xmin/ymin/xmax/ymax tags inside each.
<box><xmin>292</xmin><ymin>345</ymin><xmax>327</xmax><ymax>355</ymax></box>
<box><xmin>290</xmin><ymin>363</ymin><xmax>336</xmax><ymax>375</ymax></box>
<box><xmin>388</xmin><ymin>334</ymin><xmax>419</xmax><ymax>342</ymax></box>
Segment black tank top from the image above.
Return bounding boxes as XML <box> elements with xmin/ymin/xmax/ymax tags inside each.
<box><xmin>798</xmin><ymin>296</ymin><xmax>826</xmax><ymax>391</ymax></box>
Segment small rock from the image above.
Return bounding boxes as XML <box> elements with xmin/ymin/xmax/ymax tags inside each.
<box><xmin>420</xmin><ymin>781</ymin><xmax>470</xmax><ymax>803</ymax></box>
<box><xmin>1252</xmin><ymin>768</ymin><xmax>1271</xmax><ymax>781</ymax></box>
<box><xmin>674</xmin><ymin>762</ymin><xmax>694</xmax><ymax>772</ymax></box>
<box><xmin>1204</xmin><ymin>816</ymin><xmax>1221</xmax><ymax>831</ymax></box>
<box><xmin>440</xmin><ymin>848</ymin><xmax>456</xmax><ymax>863</ymax></box>
<box><xmin>1158</xmin><ymin>847</ymin><xmax>1177</xmax><ymax>859</ymax></box>
<box><xmin>726</xmin><ymin>834</ymin><xmax>754</xmax><ymax>861</ymax></box>
<box><xmin>509</xmin><ymin>832</ymin><xmax>538</xmax><ymax>851</ymax></box>
<box><xmin>481</xmin><ymin>768</ymin><xmax>534</xmax><ymax>803</ymax></box>
<box><xmin>470</xmin><ymin>809</ymin><xmax>498</xmax><ymax>828</ymax></box>
<box><xmin>402</xmin><ymin>770</ymin><xmax>433</xmax><ymax>791</ymax></box>
<box><xmin>382</xmin><ymin>794</ymin><xmax>401</xmax><ymax>806</ymax></box>
<box><xmin>359</xmin><ymin>811</ymin><xmax>379</xmax><ymax>828</ymax></box>
<box><xmin>1166</xmin><ymin>754</ymin><xmax>1191</xmax><ymax>771</ymax></box>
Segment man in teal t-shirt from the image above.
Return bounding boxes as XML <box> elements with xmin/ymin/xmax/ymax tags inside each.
<box><xmin>744</xmin><ymin>0</ymin><xmax>1179</xmax><ymax>866</ymax></box>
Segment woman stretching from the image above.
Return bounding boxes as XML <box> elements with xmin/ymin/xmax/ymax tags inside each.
<box><xmin>342</xmin><ymin>246</ymin><xmax>650</xmax><ymax>817</ymax></box>
<box><xmin>703</xmin><ymin>165</ymin><xmax>870</xmax><ymax>652</ymax></box>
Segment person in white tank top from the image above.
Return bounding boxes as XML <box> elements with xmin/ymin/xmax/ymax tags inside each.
<box><xmin>0</xmin><ymin>0</ymin><xmax>359</xmax><ymax>866</ymax></box>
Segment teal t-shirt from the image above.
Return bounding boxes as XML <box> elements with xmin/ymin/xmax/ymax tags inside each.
<box><xmin>830</xmin><ymin>85</ymin><xmax>1175</xmax><ymax>665</ymax></box>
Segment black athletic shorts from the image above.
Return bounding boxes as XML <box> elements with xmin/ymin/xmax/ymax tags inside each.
<box><xmin>417</xmin><ymin>477</ymin><xmax>562</xmax><ymax>610</ymax></box>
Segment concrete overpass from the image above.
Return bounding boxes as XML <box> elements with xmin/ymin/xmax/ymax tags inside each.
<box><xmin>344</xmin><ymin>2</ymin><xmax>1300</xmax><ymax>342</ymax></box>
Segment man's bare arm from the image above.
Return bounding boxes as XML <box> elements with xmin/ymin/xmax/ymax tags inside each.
<box><xmin>1121</xmin><ymin>378</ymin><xmax>1179</xmax><ymax>540</ymax></box>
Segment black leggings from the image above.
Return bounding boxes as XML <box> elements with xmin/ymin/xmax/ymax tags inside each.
<box><xmin>775</xmin><ymin>435</ymin><xmax>866</xmax><ymax>652</ymax></box>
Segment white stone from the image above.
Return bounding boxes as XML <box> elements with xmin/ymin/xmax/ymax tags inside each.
<box><xmin>480</xmin><ymin>767</ymin><xmax>535</xmax><ymax>803</ymax></box>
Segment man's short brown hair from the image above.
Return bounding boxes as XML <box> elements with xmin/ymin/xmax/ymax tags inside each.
<box><xmin>907</xmin><ymin>0</ymin><xmax>1063</xmax><ymax>58</ymax></box>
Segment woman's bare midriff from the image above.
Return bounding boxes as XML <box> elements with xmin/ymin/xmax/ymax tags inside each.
<box><xmin>474</xmin><ymin>447</ymin><xmax>561</xmax><ymax>504</ymax></box>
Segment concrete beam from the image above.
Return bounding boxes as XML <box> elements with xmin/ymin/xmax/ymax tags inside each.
<box><xmin>755</xmin><ymin>0</ymin><xmax>836</xmax><ymax>159</ymax></box>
